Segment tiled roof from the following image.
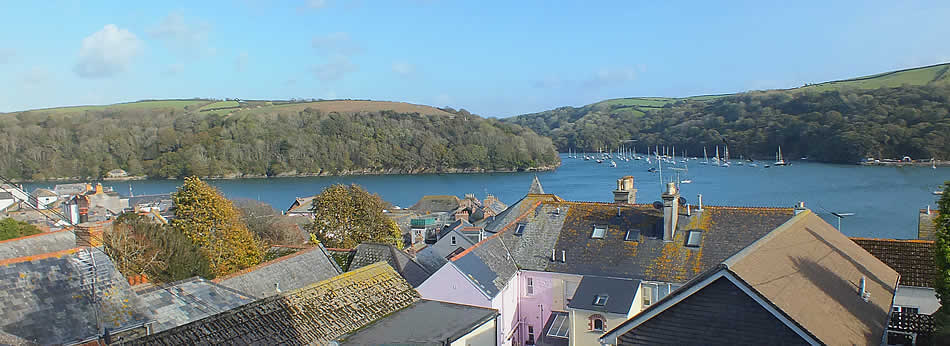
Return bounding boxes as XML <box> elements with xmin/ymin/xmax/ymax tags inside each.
<box><xmin>568</xmin><ymin>276</ymin><xmax>640</xmax><ymax>314</ymax></box>
<box><xmin>130</xmin><ymin>262</ymin><xmax>421</xmax><ymax>345</ymax></box>
<box><xmin>0</xmin><ymin>247</ymin><xmax>150</xmax><ymax>345</ymax></box>
<box><xmin>452</xmin><ymin>196</ymin><xmax>796</xmax><ymax>298</ymax></box>
<box><xmin>214</xmin><ymin>244</ymin><xmax>341</xmax><ymax>298</ymax></box>
<box><xmin>0</xmin><ymin>229</ymin><xmax>76</xmax><ymax>261</ymax></box>
<box><xmin>850</xmin><ymin>237</ymin><xmax>936</xmax><ymax>288</ymax></box>
<box><xmin>135</xmin><ymin>277</ymin><xmax>254</xmax><ymax>333</ymax></box>
<box><xmin>349</xmin><ymin>243</ymin><xmax>431</xmax><ymax>287</ymax></box>
<box><xmin>410</xmin><ymin>195</ymin><xmax>461</xmax><ymax>213</ymax></box>
<box><xmin>338</xmin><ymin>299</ymin><xmax>498</xmax><ymax>344</ymax></box>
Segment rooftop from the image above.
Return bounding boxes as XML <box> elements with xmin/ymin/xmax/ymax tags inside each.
<box><xmin>409</xmin><ymin>195</ymin><xmax>461</xmax><ymax>213</ymax></box>
<box><xmin>213</xmin><ymin>244</ymin><xmax>341</xmax><ymax>298</ymax></box>
<box><xmin>338</xmin><ymin>299</ymin><xmax>498</xmax><ymax>345</ymax></box>
<box><xmin>568</xmin><ymin>276</ymin><xmax>641</xmax><ymax>315</ymax></box>
<box><xmin>850</xmin><ymin>237</ymin><xmax>935</xmax><ymax>288</ymax></box>
<box><xmin>0</xmin><ymin>229</ymin><xmax>76</xmax><ymax>261</ymax></box>
<box><xmin>349</xmin><ymin>243</ymin><xmax>431</xmax><ymax>287</ymax></box>
<box><xmin>131</xmin><ymin>262</ymin><xmax>420</xmax><ymax>345</ymax></box>
<box><xmin>135</xmin><ymin>277</ymin><xmax>254</xmax><ymax>333</ymax></box>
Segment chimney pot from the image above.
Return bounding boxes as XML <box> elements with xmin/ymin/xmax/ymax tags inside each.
<box><xmin>561</xmin><ymin>250</ymin><xmax>566</xmax><ymax>263</ymax></box>
<box><xmin>552</xmin><ymin>249</ymin><xmax>556</xmax><ymax>262</ymax></box>
<box><xmin>697</xmin><ymin>194</ymin><xmax>703</xmax><ymax>211</ymax></box>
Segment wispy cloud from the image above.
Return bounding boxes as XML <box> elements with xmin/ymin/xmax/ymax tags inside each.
<box><xmin>312</xmin><ymin>32</ymin><xmax>362</xmax><ymax>56</ymax></box>
<box><xmin>584</xmin><ymin>66</ymin><xmax>637</xmax><ymax>88</ymax></box>
<box><xmin>235</xmin><ymin>52</ymin><xmax>249</xmax><ymax>72</ymax></box>
<box><xmin>161</xmin><ymin>63</ymin><xmax>184</xmax><ymax>77</ymax></box>
<box><xmin>391</xmin><ymin>61</ymin><xmax>416</xmax><ymax>78</ymax></box>
<box><xmin>148</xmin><ymin>11</ymin><xmax>213</xmax><ymax>57</ymax></box>
<box><xmin>73</xmin><ymin>24</ymin><xmax>143</xmax><ymax>79</ymax></box>
<box><xmin>314</xmin><ymin>56</ymin><xmax>357</xmax><ymax>81</ymax></box>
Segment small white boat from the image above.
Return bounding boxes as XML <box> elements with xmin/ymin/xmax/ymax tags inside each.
<box><xmin>680</xmin><ymin>179</ymin><xmax>692</xmax><ymax>184</ymax></box>
<box><xmin>610</xmin><ymin>161</ymin><xmax>617</xmax><ymax>167</ymax></box>
<box><xmin>935</xmin><ymin>190</ymin><xmax>944</xmax><ymax>195</ymax></box>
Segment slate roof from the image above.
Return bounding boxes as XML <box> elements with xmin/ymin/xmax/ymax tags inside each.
<box><xmin>439</xmin><ymin>219</ymin><xmax>474</xmax><ymax>238</ymax></box>
<box><xmin>349</xmin><ymin>243</ymin><xmax>431</xmax><ymax>287</ymax></box>
<box><xmin>567</xmin><ymin>276</ymin><xmax>640</xmax><ymax>315</ymax></box>
<box><xmin>453</xmin><ymin>197</ymin><xmax>796</xmax><ymax>298</ymax></box>
<box><xmin>0</xmin><ymin>247</ymin><xmax>150</xmax><ymax>345</ymax></box>
<box><xmin>410</xmin><ymin>195</ymin><xmax>461</xmax><ymax>213</ymax></box>
<box><xmin>286</xmin><ymin>196</ymin><xmax>315</xmax><ymax>214</ymax></box>
<box><xmin>0</xmin><ymin>229</ymin><xmax>76</xmax><ymax>261</ymax></box>
<box><xmin>214</xmin><ymin>244</ymin><xmax>341</xmax><ymax>299</ymax></box>
<box><xmin>918</xmin><ymin>209</ymin><xmax>939</xmax><ymax>241</ymax></box>
<box><xmin>0</xmin><ymin>191</ymin><xmax>12</xmax><ymax>200</ymax></box>
<box><xmin>338</xmin><ymin>299</ymin><xmax>498</xmax><ymax>345</ymax></box>
<box><xmin>603</xmin><ymin>210</ymin><xmax>900</xmax><ymax>346</ymax></box>
<box><xmin>529</xmin><ymin>175</ymin><xmax>545</xmax><ymax>194</ymax></box>
<box><xmin>31</xmin><ymin>188</ymin><xmax>57</xmax><ymax>198</ymax></box>
<box><xmin>130</xmin><ymin>262</ymin><xmax>421</xmax><ymax>345</ymax></box>
<box><xmin>135</xmin><ymin>277</ymin><xmax>255</xmax><ymax>333</ymax></box>
<box><xmin>851</xmin><ymin>237</ymin><xmax>936</xmax><ymax>288</ymax></box>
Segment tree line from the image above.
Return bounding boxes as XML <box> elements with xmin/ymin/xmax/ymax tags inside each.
<box><xmin>505</xmin><ymin>85</ymin><xmax>950</xmax><ymax>163</ymax></box>
<box><xmin>0</xmin><ymin>106</ymin><xmax>559</xmax><ymax>181</ymax></box>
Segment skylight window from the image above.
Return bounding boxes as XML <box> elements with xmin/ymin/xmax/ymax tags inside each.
<box><xmin>593</xmin><ymin>294</ymin><xmax>608</xmax><ymax>306</ymax></box>
<box><xmin>685</xmin><ymin>230</ymin><xmax>703</xmax><ymax>247</ymax></box>
<box><xmin>514</xmin><ymin>223</ymin><xmax>526</xmax><ymax>235</ymax></box>
<box><xmin>591</xmin><ymin>226</ymin><xmax>606</xmax><ymax>239</ymax></box>
<box><xmin>625</xmin><ymin>229</ymin><xmax>640</xmax><ymax>241</ymax></box>
<box><xmin>546</xmin><ymin>312</ymin><xmax>570</xmax><ymax>338</ymax></box>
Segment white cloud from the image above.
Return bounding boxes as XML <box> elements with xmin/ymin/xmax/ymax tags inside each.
<box><xmin>312</xmin><ymin>32</ymin><xmax>362</xmax><ymax>56</ymax></box>
<box><xmin>236</xmin><ymin>52</ymin><xmax>249</xmax><ymax>72</ymax></box>
<box><xmin>391</xmin><ymin>61</ymin><xmax>416</xmax><ymax>78</ymax></box>
<box><xmin>148</xmin><ymin>12</ymin><xmax>213</xmax><ymax>56</ymax></box>
<box><xmin>73</xmin><ymin>24</ymin><xmax>143</xmax><ymax>78</ymax></box>
<box><xmin>161</xmin><ymin>63</ymin><xmax>184</xmax><ymax>77</ymax></box>
<box><xmin>314</xmin><ymin>56</ymin><xmax>357</xmax><ymax>81</ymax></box>
<box><xmin>583</xmin><ymin>66</ymin><xmax>637</xmax><ymax>88</ymax></box>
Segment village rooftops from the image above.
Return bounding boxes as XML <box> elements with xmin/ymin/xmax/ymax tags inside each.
<box><xmin>349</xmin><ymin>243</ymin><xmax>431</xmax><ymax>287</ymax></box>
<box><xmin>135</xmin><ymin>277</ymin><xmax>254</xmax><ymax>334</ymax></box>
<box><xmin>337</xmin><ymin>299</ymin><xmax>498</xmax><ymax>345</ymax></box>
<box><xmin>451</xmin><ymin>197</ymin><xmax>796</xmax><ymax>298</ymax></box>
<box><xmin>0</xmin><ymin>229</ymin><xmax>76</xmax><ymax>261</ymax></box>
<box><xmin>601</xmin><ymin>210</ymin><xmax>899</xmax><ymax>345</ymax></box>
<box><xmin>213</xmin><ymin>244</ymin><xmax>341</xmax><ymax>299</ymax></box>
<box><xmin>0</xmin><ymin>247</ymin><xmax>150</xmax><ymax>345</ymax></box>
<box><xmin>851</xmin><ymin>237</ymin><xmax>935</xmax><ymax>288</ymax></box>
<box><xmin>410</xmin><ymin>195</ymin><xmax>461</xmax><ymax>213</ymax></box>
<box><xmin>129</xmin><ymin>262</ymin><xmax>421</xmax><ymax>345</ymax></box>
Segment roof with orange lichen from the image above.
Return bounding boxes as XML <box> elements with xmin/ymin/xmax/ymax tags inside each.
<box><xmin>451</xmin><ymin>180</ymin><xmax>797</xmax><ymax>297</ymax></box>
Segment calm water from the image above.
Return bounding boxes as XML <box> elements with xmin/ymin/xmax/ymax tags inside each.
<box><xmin>27</xmin><ymin>154</ymin><xmax>948</xmax><ymax>239</ymax></box>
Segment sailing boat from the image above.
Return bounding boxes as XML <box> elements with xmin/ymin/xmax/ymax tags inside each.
<box><xmin>722</xmin><ymin>146</ymin><xmax>730</xmax><ymax>167</ymax></box>
<box><xmin>702</xmin><ymin>147</ymin><xmax>708</xmax><ymax>165</ymax></box>
<box><xmin>933</xmin><ymin>158</ymin><xmax>937</xmax><ymax>170</ymax></box>
<box><xmin>713</xmin><ymin>146</ymin><xmax>721</xmax><ymax>166</ymax></box>
<box><xmin>774</xmin><ymin>146</ymin><xmax>789</xmax><ymax>166</ymax></box>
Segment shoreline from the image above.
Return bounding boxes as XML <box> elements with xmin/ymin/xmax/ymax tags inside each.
<box><xmin>10</xmin><ymin>164</ymin><xmax>561</xmax><ymax>184</ymax></box>
<box><xmin>857</xmin><ymin>160</ymin><xmax>949</xmax><ymax>167</ymax></box>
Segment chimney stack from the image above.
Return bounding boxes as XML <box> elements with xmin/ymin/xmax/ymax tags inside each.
<box><xmin>794</xmin><ymin>202</ymin><xmax>806</xmax><ymax>215</ymax></box>
<box><xmin>613</xmin><ymin>176</ymin><xmax>637</xmax><ymax>204</ymax></box>
<box><xmin>662</xmin><ymin>182</ymin><xmax>680</xmax><ymax>242</ymax></box>
<box><xmin>561</xmin><ymin>250</ymin><xmax>566</xmax><ymax>263</ymax></box>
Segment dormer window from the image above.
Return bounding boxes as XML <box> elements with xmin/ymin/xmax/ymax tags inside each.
<box><xmin>685</xmin><ymin>230</ymin><xmax>703</xmax><ymax>247</ymax></box>
<box><xmin>591</xmin><ymin>226</ymin><xmax>606</xmax><ymax>239</ymax></box>
<box><xmin>515</xmin><ymin>223</ymin><xmax>526</xmax><ymax>235</ymax></box>
<box><xmin>593</xmin><ymin>294</ymin><xmax>608</xmax><ymax>306</ymax></box>
<box><xmin>625</xmin><ymin>229</ymin><xmax>640</xmax><ymax>241</ymax></box>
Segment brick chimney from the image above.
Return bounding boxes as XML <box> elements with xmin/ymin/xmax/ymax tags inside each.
<box><xmin>613</xmin><ymin>176</ymin><xmax>637</xmax><ymax>204</ymax></box>
<box><xmin>454</xmin><ymin>210</ymin><xmax>470</xmax><ymax>222</ymax></box>
<box><xmin>662</xmin><ymin>182</ymin><xmax>680</xmax><ymax>242</ymax></box>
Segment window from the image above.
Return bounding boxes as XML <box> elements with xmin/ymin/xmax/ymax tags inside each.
<box><xmin>625</xmin><ymin>229</ymin><xmax>640</xmax><ymax>241</ymax></box>
<box><xmin>546</xmin><ymin>312</ymin><xmax>570</xmax><ymax>338</ymax></box>
<box><xmin>591</xmin><ymin>226</ymin><xmax>606</xmax><ymax>239</ymax></box>
<box><xmin>527</xmin><ymin>278</ymin><xmax>534</xmax><ymax>295</ymax></box>
<box><xmin>593</xmin><ymin>294</ymin><xmax>608</xmax><ymax>306</ymax></box>
<box><xmin>642</xmin><ymin>283</ymin><xmax>673</xmax><ymax>308</ymax></box>
<box><xmin>450</xmin><ymin>236</ymin><xmax>457</xmax><ymax>245</ymax></box>
<box><xmin>685</xmin><ymin>230</ymin><xmax>703</xmax><ymax>247</ymax></box>
<box><xmin>515</xmin><ymin>223</ymin><xmax>526</xmax><ymax>235</ymax></box>
<box><xmin>588</xmin><ymin>314</ymin><xmax>606</xmax><ymax>332</ymax></box>
<box><xmin>642</xmin><ymin>284</ymin><xmax>653</xmax><ymax>306</ymax></box>
<box><xmin>894</xmin><ymin>306</ymin><xmax>920</xmax><ymax>314</ymax></box>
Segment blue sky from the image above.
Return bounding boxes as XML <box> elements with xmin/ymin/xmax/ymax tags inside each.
<box><xmin>2</xmin><ymin>1</ymin><xmax>949</xmax><ymax>117</ymax></box>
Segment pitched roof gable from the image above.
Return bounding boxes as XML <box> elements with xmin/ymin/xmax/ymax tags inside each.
<box><xmin>214</xmin><ymin>244</ymin><xmax>342</xmax><ymax>298</ymax></box>
<box><xmin>349</xmin><ymin>243</ymin><xmax>432</xmax><ymax>287</ymax></box>
<box><xmin>850</xmin><ymin>237</ymin><xmax>935</xmax><ymax>288</ymax></box>
<box><xmin>529</xmin><ymin>175</ymin><xmax>545</xmax><ymax>194</ymax></box>
<box><xmin>130</xmin><ymin>262</ymin><xmax>420</xmax><ymax>345</ymax></box>
<box><xmin>568</xmin><ymin>276</ymin><xmax>641</xmax><ymax>314</ymax></box>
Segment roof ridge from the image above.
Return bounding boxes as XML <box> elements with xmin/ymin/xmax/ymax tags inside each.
<box><xmin>0</xmin><ymin>228</ymin><xmax>72</xmax><ymax>244</ymax></box>
<box><xmin>0</xmin><ymin>246</ymin><xmax>82</xmax><ymax>266</ymax></box>
<box><xmin>212</xmin><ymin>246</ymin><xmax>320</xmax><ymax>283</ymax></box>
<box><xmin>451</xmin><ymin>199</ymin><xmax>546</xmax><ymax>262</ymax></box>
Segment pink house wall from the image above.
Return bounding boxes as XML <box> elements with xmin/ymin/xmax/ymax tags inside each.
<box><xmin>417</xmin><ymin>263</ymin><xmax>492</xmax><ymax>308</ymax></box>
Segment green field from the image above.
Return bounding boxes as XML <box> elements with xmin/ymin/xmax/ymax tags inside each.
<box><xmin>199</xmin><ymin>100</ymin><xmax>240</xmax><ymax>111</ymax></box>
<box><xmin>12</xmin><ymin>100</ymin><xmax>207</xmax><ymax>115</ymax></box>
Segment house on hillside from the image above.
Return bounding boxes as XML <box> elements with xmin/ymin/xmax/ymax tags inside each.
<box><xmin>599</xmin><ymin>211</ymin><xmax>899</xmax><ymax>345</ymax></box>
<box><xmin>106</xmin><ymin>168</ymin><xmax>129</xmax><ymax>178</ymax></box>
<box><xmin>564</xmin><ymin>276</ymin><xmax>641</xmax><ymax>346</ymax></box>
<box><xmin>418</xmin><ymin>176</ymin><xmax>897</xmax><ymax>345</ymax></box>
<box><xmin>62</xmin><ymin>183</ymin><xmax>129</xmax><ymax>223</ymax></box>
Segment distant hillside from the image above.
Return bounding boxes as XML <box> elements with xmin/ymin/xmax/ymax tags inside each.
<box><xmin>0</xmin><ymin>99</ymin><xmax>558</xmax><ymax>181</ymax></box>
<box><xmin>504</xmin><ymin>63</ymin><xmax>950</xmax><ymax>163</ymax></box>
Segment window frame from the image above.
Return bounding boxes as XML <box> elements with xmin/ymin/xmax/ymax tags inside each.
<box><xmin>625</xmin><ymin>229</ymin><xmax>640</xmax><ymax>241</ymax></box>
<box><xmin>593</xmin><ymin>294</ymin><xmax>608</xmax><ymax>306</ymax></box>
<box><xmin>546</xmin><ymin>312</ymin><xmax>570</xmax><ymax>338</ymax></box>
<box><xmin>685</xmin><ymin>230</ymin><xmax>703</xmax><ymax>247</ymax></box>
<box><xmin>589</xmin><ymin>314</ymin><xmax>606</xmax><ymax>332</ymax></box>
<box><xmin>514</xmin><ymin>223</ymin><xmax>526</xmax><ymax>235</ymax></box>
<box><xmin>591</xmin><ymin>225</ymin><xmax>607</xmax><ymax>239</ymax></box>
<box><xmin>526</xmin><ymin>277</ymin><xmax>534</xmax><ymax>295</ymax></box>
